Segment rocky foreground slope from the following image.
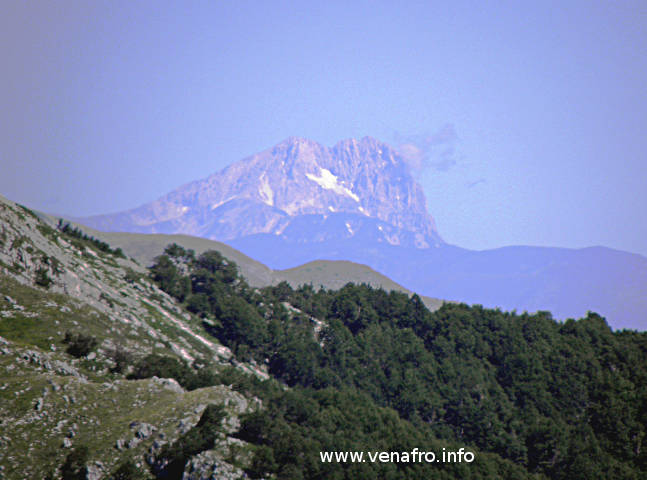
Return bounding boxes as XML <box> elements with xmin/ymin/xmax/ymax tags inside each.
<box><xmin>0</xmin><ymin>195</ymin><xmax>260</xmax><ymax>479</ymax></box>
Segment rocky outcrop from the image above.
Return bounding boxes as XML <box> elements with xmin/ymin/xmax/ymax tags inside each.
<box><xmin>0</xmin><ymin>194</ymin><xmax>261</xmax><ymax>478</ymax></box>
<box><xmin>81</xmin><ymin>137</ymin><xmax>443</xmax><ymax>248</ymax></box>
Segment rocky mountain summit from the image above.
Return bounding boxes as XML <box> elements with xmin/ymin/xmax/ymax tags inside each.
<box><xmin>82</xmin><ymin>137</ymin><xmax>443</xmax><ymax>248</ymax></box>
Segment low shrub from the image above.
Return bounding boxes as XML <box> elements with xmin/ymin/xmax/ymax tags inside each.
<box><xmin>63</xmin><ymin>331</ymin><xmax>98</xmax><ymax>358</ymax></box>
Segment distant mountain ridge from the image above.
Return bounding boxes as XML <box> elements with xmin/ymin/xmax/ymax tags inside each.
<box><xmin>82</xmin><ymin>137</ymin><xmax>442</xmax><ymax>249</ymax></box>
<box><xmin>75</xmin><ymin>137</ymin><xmax>647</xmax><ymax>331</ymax></box>
<box><xmin>230</xmin><ymin>234</ymin><xmax>647</xmax><ymax>330</ymax></box>
<box><xmin>37</xmin><ymin>223</ymin><xmax>445</xmax><ymax>312</ymax></box>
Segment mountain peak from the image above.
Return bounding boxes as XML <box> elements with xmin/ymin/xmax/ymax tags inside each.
<box><xmin>276</xmin><ymin>136</ymin><xmax>319</xmax><ymax>148</ymax></box>
<box><xmin>334</xmin><ymin>135</ymin><xmax>384</xmax><ymax>148</ymax></box>
<box><xmin>81</xmin><ymin>137</ymin><xmax>442</xmax><ymax>248</ymax></box>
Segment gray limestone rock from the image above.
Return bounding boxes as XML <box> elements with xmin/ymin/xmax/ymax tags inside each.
<box><xmin>80</xmin><ymin>137</ymin><xmax>442</xmax><ymax>248</ymax></box>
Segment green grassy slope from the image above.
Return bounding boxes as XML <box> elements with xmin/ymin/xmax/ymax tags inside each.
<box><xmin>276</xmin><ymin>259</ymin><xmax>444</xmax><ymax>310</ymax></box>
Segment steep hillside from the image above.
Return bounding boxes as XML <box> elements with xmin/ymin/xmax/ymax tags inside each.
<box><xmin>146</xmin><ymin>242</ymin><xmax>647</xmax><ymax>480</ymax></box>
<box><xmin>0</xmin><ymin>196</ymin><xmax>256</xmax><ymax>479</ymax></box>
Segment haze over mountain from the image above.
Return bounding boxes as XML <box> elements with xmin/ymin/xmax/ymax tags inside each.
<box><xmin>84</xmin><ymin>137</ymin><xmax>442</xmax><ymax>249</ymax></box>
<box><xmin>80</xmin><ymin>137</ymin><xmax>647</xmax><ymax>331</ymax></box>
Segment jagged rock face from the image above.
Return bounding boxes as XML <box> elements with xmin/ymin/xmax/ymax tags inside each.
<box><xmin>83</xmin><ymin>137</ymin><xmax>442</xmax><ymax>248</ymax></box>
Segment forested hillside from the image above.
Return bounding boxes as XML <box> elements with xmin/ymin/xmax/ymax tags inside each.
<box><xmin>1</xmin><ymin>193</ymin><xmax>644</xmax><ymax>479</ymax></box>
<box><xmin>148</xmin><ymin>244</ymin><xmax>647</xmax><ymax>480</ymax></box>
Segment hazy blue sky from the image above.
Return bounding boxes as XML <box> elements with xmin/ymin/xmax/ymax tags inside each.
<box><xmin>1</xmin><ymin>1</ymin><xmax>646</xmax><ymax>255</ymax></box>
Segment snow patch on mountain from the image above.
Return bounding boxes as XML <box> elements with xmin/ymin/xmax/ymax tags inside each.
<box><xmin>211</xmin><ymin>197</ymin><xmax>235</xmax><ymax>210</ymax></box>
<box><xmin>259</xmin><ymin>173</ymin><xmax>274</xmax><ymax>206</ymax></box>
<box><xmin>306</xmin><ymin>168</ymin><xmax>360</xmax><ymax>202</ymax></box>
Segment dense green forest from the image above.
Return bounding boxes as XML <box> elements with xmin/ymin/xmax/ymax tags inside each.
<box><xmin>146</xmin><ymin>244</ymin><xmax>647</xmax><ymax>479</ymax></box>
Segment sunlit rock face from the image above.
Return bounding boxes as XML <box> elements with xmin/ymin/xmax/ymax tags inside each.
<box><xmin>82</xmin><ymin>137</ymin><xmax>443</xmax><ymax>248</ymax></box>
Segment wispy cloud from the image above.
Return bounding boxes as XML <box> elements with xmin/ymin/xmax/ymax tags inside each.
<box><xmin>394</xmin><ymin>124</ymin><xmax>460</xmax><ymax>173</ymax></box>
<box><xmin>467</xmin><ymin>178</ymin><xmax>486</xmax><ymax>189</ymax></box>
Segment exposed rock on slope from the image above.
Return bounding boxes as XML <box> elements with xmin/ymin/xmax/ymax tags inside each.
<box><xmin>82</xmin><ymin>137</ymin><xmax>443</xmax><ymax>248</ymax></box>
<box><xmin>0</xmin><ymin>196</ymin><xmax>226</xmax><ymax>364</ymax></box>
<box><xmin>0</xmin><ymin>195</ymin><xmax>254</xmax><ymax>478</ymax></box>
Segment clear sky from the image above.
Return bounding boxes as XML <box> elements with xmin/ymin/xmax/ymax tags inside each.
<box><xmin>1</xmin><ymin>1</ymin><xmax>646</xmax><ymax>256</ymax></box>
